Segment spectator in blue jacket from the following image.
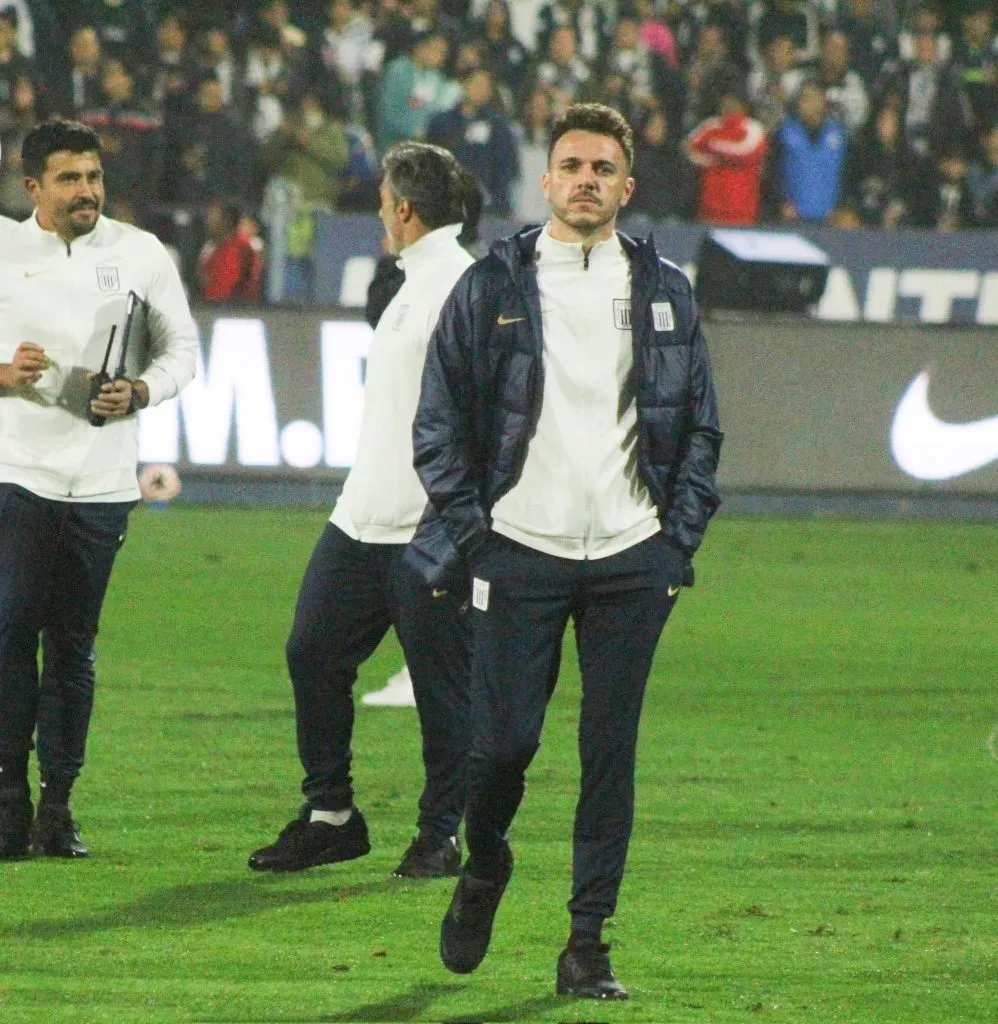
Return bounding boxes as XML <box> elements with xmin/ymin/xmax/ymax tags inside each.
<box><xmin>426</xmin><ymin>66</ymin><xmax>520</xmax><ymax>216</ymax></box>
<box><xmin>773</xmin><ymin>76</ymin><xmax>848</xmax><ymax>223</ymax></box>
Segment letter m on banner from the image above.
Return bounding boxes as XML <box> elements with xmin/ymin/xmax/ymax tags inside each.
<box><xmin>138</xmin><ymin>319</ymin><xmax>280</xmax><ymax>466</ymax></box>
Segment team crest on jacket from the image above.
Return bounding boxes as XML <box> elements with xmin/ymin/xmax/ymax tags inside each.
<box><xmin>96</xmin><ymin>266</ymin><xmax>120</xmax><ymax>291</ymax></box>
<box><xmin>612</xmin><ymin>299</ymin><xmax>631</xmax><ymax>329</ymax></box>
<box><xmin>652</xmin><ymin>301</ymin><xmax>674</xmax><ymax>331</ymax></box>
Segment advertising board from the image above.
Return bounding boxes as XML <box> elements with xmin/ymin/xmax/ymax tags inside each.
<box><xmin>139</xmin><ymin>309</ymin><xmax>998</xmax><ymax>495</ymax></box>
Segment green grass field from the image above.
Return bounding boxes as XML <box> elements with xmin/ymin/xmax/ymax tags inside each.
<box><xmin>2</xmin><ymin>507</ymin><xmax>996</xmax><ymax>1024</ymax></box>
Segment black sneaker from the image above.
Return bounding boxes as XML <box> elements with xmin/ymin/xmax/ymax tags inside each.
<box><xmin>556</xmin><ymin>937</ymin><xmax>629</xmax><ymax>1000</ymax></box>
<box><xmin>0</xmin><ymin>790</ymin><xmax>33</xmax><ymax>860</ymax></box>
<box><xmin>248</xmin><ymin>805</ymin><xmax>370</xmax><ymax>871</ymax></box>
<box><xmin>393</xmin><ymin>832</ymin><xmax>461</xmax><ymax>878</ymax></box>
<box><xmin>439</xmin><ymin>841</ymin><xmax>513</xmax><ymax>974</ymax></box>
<box><xmin>32</xmin><ymin>803</ymin><xmax>89</xmax><ymax>859</ymax></box>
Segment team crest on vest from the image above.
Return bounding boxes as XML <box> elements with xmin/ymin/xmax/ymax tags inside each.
<box><xmin>612</xmin><ymin>299</ymin><xmax>631</xmax><ymax>329</ymax></box>
<box><xmin>96</xmin><ymin>266</ymin><xmax>120</xmax><ymax>291</ymax></box>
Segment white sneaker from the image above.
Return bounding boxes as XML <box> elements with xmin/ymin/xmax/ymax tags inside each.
<box><xmin>361</xmin><ymin>665</ymin><xmax>416</xmax><ymax>707</ymax></box>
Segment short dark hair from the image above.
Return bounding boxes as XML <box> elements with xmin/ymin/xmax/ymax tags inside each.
<box><xmin>548</xmin><ymin>103</ymin><xmax>634</xmax><ymax>169</ymax></box>
<box><xmin>21</xmin><ymin>117</ymin><xmax>102</xmax><ymax>179</ymax></box>
<box><xmin>222</xmin><ymin>201</ymin><xmax>244</xmax><ymax>232</ymax></box>
<box><xmin>381</xmin><ymin>142</ymin><xmax>484</xmax><ymax>237</ymax></box>
<box><xmin>714</xmin><ymin>65</ymin><xmax>747</xmax><ymax>106</ymax></box>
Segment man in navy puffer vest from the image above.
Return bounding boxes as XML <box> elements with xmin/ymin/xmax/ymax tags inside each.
<box><xmin>410</xmin><ymin>103</ymin><xmax>723</xmax><ymax>999</ymax></box>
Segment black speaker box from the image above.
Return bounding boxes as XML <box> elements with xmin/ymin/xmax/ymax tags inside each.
<box><xmin>694</xmin><ymin>230</ymin><xmax>830</xmax><ymax>313</ymax></box>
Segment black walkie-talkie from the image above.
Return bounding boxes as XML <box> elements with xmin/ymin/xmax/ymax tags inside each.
<box><xmin>87</xmin><ymin>324</ymin><xmax>117</xmax><ymax>427</ymax></box>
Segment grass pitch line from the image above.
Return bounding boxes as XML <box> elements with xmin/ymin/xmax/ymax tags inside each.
<box><xmin>1</xmin><ymin>511</ymin><xmax>990</xmax><ymax>1024</ymax></box>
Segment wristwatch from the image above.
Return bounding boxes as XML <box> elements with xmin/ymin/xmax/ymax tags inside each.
<box><xmin>125</xmin><ymin>378</ymin><xmax>149</xmax><ymax>414</ymax></box>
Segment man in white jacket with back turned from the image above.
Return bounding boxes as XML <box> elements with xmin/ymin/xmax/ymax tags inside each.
<box><xmin>0</xmin><ymin>118</ymin><xmax>197</xmax><ymax>860</ymax></box>
<box><xmin>248</xmin><ymin>143</ymin><xmax>481</xmax><ymax>879</ymax></box>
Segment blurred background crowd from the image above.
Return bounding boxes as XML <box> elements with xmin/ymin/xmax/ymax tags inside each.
<box><xmin>1</xmin><ymin>0</ymin><xmax>997</xmax><ymax>302</ymax></box>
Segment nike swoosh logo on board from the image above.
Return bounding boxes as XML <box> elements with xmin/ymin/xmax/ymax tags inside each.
<box><xmin>496</xmin><ymin>314</ymin><xmax>525</xmax><ymax>325</ymax></box>
<box><xmin>890</xmin><ymin>370</ymin><xmax>998</xmax><ymax>480</ymax></box>
<box><xmin>667</xmin><ymin>584</ymin><xmax>680</xmax><ymax>597</ymax></box>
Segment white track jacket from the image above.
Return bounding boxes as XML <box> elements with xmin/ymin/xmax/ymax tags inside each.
<box><xmin>490</xmin><ymin>226</ymin><xmax>660</xmax><ymax>559</ymax></box>
<box><xmin>0</xmin><ymin>214</ymin><xmax>197</xmax><ymax>501</ymax></box>
<box><xmin>332</xmin><ymin>223</ymin><xmax>473</xmax><ymax>543</ymax></box>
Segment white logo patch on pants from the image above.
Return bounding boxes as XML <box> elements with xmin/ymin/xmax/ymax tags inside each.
<box><xmin>472</xmin><ymin>577</ymin><xmax>490</xmax><ymax>611</ymax></box>
<box><xmin>652</xmin><ymin>301</ymin><xmax>674</xmax><ymax>331</ymax></box>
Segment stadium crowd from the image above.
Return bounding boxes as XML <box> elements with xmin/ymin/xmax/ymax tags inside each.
<box><xmin>2</xmin><ymin>0</ymin><xmax>998</xmax><ymax>299</ymax></box>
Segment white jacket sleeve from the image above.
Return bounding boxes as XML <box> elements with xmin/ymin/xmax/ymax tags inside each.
<box><xmin>138</xmin><ymin>237</ymin><xmax>198</xmax><ymax>407</ymax></box>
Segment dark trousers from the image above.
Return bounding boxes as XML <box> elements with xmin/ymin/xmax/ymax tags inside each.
<box><xmin>464</xmin><ymin>532</ymin><xmax>679</xmax><ymax>923</ymax></box>
<box><xmin>286</xmin><ymin>522</ymin><xmax>471</xmax><ymax>838</ymax></box>
<box><xmin>0</xmin><ymin>484</ymin><xmax>134</xmax><ymax>792</ymax></box>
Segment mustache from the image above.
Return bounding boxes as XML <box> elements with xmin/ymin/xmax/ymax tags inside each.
<box><xmin>570</xmin><ymin>191</ymin><xmax>601</xmax><ymax>204</ymax></box>
<box><xmin>70</xmin><ymin>200</ymin><xmax>98</xmax><ymax>211</ymax></box>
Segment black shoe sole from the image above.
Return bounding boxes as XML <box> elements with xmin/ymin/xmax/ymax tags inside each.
<box><xmin>392</xmin><ymin>854</ymin><xmax>461</xmax><ymax>879</ymax></box>
<box><xmin>34</xmin><ymin>844</ymin><xmax>89</xmax><ymax>859</ymax></box>
<box><xmin>248</xmin><ymin>841</ymin><xmax>370</xmax><ymax>872</ymax></box>
<box><xmin>556</xmin><ymin>981</ymin><xmax>629</xmax><ymax>1000</ymax></box>
<box><xmin>392</xmin><ymin>865</ymin><xmax>460</xmax><ymax>879</ymax></box>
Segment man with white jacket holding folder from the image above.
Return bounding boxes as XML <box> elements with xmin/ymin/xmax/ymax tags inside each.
<box><xmin>0</xmin><ymin>118</ymin><xmax>197</xmax><ymax>860</ymax></box>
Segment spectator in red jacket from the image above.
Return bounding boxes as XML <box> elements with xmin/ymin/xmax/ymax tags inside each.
<box><xmin>684</xmin><ymin>69</ymin><xmax>768</xmax><ymax>225</ymax></box>
<box><xmin>197</xmin><ymin>200</ymin><xmax>263</xmax><ymax>302</ymax></box>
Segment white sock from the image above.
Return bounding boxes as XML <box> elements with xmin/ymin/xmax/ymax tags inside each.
<box><xmin>310</xmin><ymin>808</ymin><xmax>352</xmax><ymax>826</ymax></box>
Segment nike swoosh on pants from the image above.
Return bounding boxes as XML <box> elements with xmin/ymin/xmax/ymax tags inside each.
<box><xmin>890</xmin><ymin>370</ymin><xmax>998</xmax><ymax>480</ymax></box>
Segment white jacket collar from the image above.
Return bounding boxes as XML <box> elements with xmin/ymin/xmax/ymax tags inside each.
<box><xmin>25</xmin><ymin>211</ymin><xmax>105</xmax><ymax>252</ymax></box>
<box><xmin>398</xmin><ymin>222</ymin><xmax>463</xmax><ymax>273</ymax></box>
<box><xmin>536</xmin><ymin>222</ymin><xmax>623</xmax><ymax>268</ymax></box>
